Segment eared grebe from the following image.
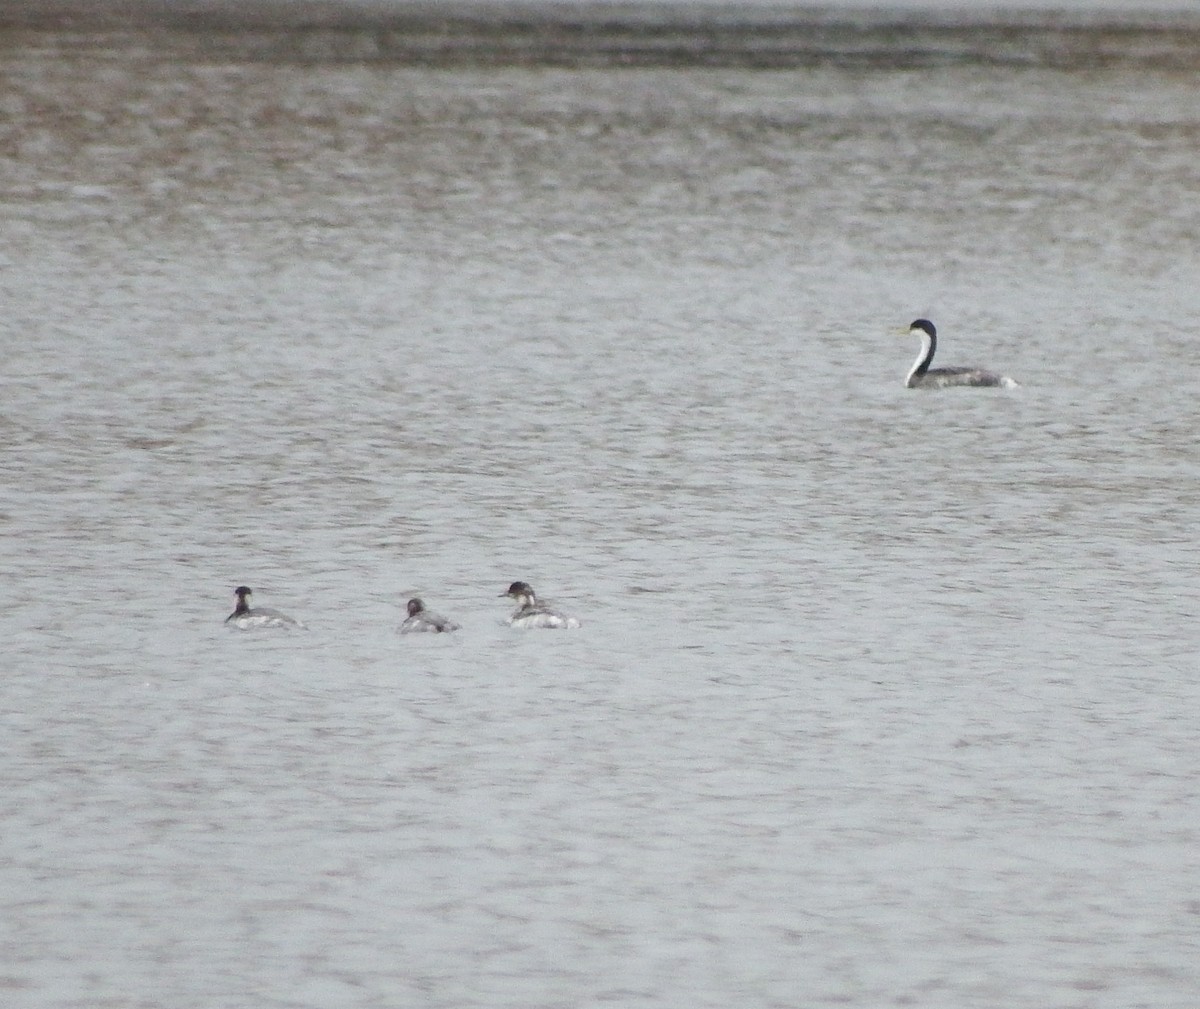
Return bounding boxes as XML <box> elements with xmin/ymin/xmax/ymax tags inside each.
<box><xmin>904</xmin><ymin>319</ymin><xmax>1019</xmax><ymax>389</ymax></box>
<box><xmin>225</xmin><ymin>585</ymin><xmax>304</xmax><ymax>629</ymax></box>
<box><xmin>400</xmin><ymin>597</ymin><xmax>461</xmax><ymax>634</ymax></box>
<box><xmin>500</xmin><ymin>581</ymin><xmax>581</xmax><ymax>629</ymax></box>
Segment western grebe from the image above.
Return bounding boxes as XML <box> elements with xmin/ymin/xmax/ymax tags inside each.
<box><xmin>500</xmin><ymin>581</ymin><xmax>581</xmax><ymax>629</ymax></box>
<box><xmin>904</xmin><ymin>319</ymin><xmax>1019</xmax><ymax>389</ymax></box>
<box><xmin>400</xmin><ymin>597</ymin><xmax>461</xmax><ymax>634</ymax></box>
<box><xmin>225</xmin><ymin>585</ymin><xmax>305</xmax><ymax>629</ymax></box>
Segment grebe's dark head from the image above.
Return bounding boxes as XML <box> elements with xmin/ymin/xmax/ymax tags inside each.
<box><xmin>909</xmin><ymin>319</ymin><xmax>936</xmax><ymax>339</ymax></box>
<box><xmin>502</xmin><ymin>581</ymin><xmax>535</xmax><ymax>600</ymax></box>
<box><xmin>228</xmin><ymin>585</ymin><xmax>254</xmax><ymax>618</ymax></box>
<box><xmin>406</xmin><ymin>598</ymin><xmax>426</xmax><ymax>617</ymax></box>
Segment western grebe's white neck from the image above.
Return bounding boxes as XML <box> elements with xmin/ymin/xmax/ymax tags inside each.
<box><xmin>906</xmin><ymin>324</ymin><xmax>936</xmax><ymax>388</ymax></box>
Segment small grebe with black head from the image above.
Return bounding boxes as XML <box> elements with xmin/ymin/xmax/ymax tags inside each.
<box><xmin>501</xmin><ymin>581</ymin><xmax>581</xmax><ymax>629</ymax></box>
<box><xmin>905</xmin><ymin>319</ymin><xmax>1019</xmax><ymax>389</ymax></box>
<box><xmin>400</xmin><ymin>597</ymin><xmax>461</xmax><ymax>634</ymax></box>
<box><xmin>225</xmin><ymin>586</ymin><xmax>304</xmax><ymax>629</ymax></box>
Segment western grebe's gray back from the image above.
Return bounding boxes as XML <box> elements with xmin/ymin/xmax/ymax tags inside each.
<box><xmin>400</xmin><ymin>597</ymin><xmax>461</xmax><ymax>634</ymax></box>
<box><xmin>225</xmin><ymin>585</ymin><xmax>305</xmax><ymax>629</ymax></box>
<box><xmin>905</xmin><ymin>319</ymin><xmax>1019</xmax><ymax>389</ymax></box>
<box><xmin>501</xmin><ymin>581</ymin><xmax>581</xmax><ymax>630</ymax></box>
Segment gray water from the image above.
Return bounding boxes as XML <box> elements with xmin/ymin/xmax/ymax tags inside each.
<box><xmin>3</xmin><ymin>5</ymin><xmax>1200</xmax><ymax>1008</ymax></box>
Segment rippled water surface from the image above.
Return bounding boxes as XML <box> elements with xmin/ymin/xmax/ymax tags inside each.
<box><xmin>3</xmin><ymin>5</ymin><xmax>1200</xmax><ymax>1007</ymax></box>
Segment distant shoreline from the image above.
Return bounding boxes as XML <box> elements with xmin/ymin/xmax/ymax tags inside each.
<box><xmin>5</xmin><ymin>0</ymin><xmax>1200</xmax><ymax>29</ymax></box>
<box><xmin>3</xmin><ymin>1</ymin><xmax>1198</xmax><ymax>69</ymax></box>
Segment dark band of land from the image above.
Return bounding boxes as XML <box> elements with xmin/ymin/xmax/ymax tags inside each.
<box><xmin>2</xmin><ymin>1</ymin><xmax>1199</xmax><ymax>69</ymax></box>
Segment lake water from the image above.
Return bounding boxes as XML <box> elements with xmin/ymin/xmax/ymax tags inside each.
<box><xmin>2</xmin><ymin>3</ymin><xmax>1199</xmax><ymax>1007</ymax></box>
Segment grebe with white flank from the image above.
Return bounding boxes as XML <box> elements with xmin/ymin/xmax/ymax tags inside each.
<box><xmin>905</xmin><ymin>319</ymin><xmax>1019</xmax><ymax>389</ymax></box>
<box><xmin>225</xmin><ymin>585</ymin><xmax>305</xmax><ymax>629</ymax></box>
<box><xmin>501</xmin><ymin>581</ymin><xmax>581</xmax><ymax>629</ymax></box>
<box><xmin>400</xmin><ymin>597</ymin><xmax>461</xmax><ymax>634</ymax></box>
